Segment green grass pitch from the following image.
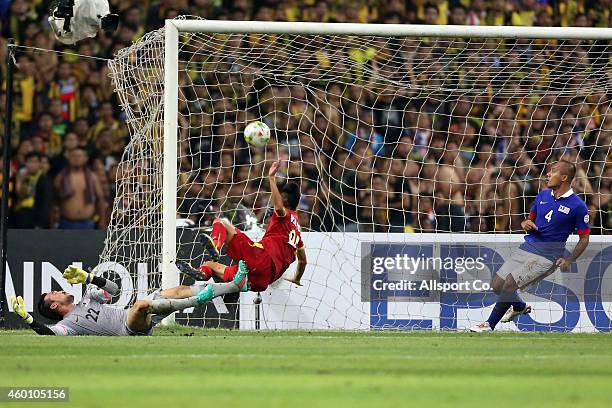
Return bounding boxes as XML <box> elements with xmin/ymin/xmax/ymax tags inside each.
<box><xmin>1</xmin><ymin>327</ymin><xmax>611</xmax><ymax>408</ymax></box>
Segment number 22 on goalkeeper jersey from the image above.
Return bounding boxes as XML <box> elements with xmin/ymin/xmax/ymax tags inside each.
<box><xmin>260</xmin><ymin>209</ymin><xmax>304</xmax><ymax>278</ymax></box>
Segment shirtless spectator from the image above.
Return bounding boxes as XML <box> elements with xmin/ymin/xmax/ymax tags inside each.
<box><xmin>433</xmin><ymin>141</ymin><xmax>466</xmax><ymax>232</ymax></box>
<box><xmin>493</xmin><ymin>160</ymin><xmax>523</xmax><ymax>232</ymax></box>
<box><xmin>54</xmin><ymin>147</ymin><xmax>108</xmax><ymax>229</ymax></box>
<box><xmin>465</xmin><ymin>143</ymin><xmax>496</xmax><ymax>231</ymax></box>
<box><xmin>388</xmin><ymin>158</ymin><xmax>414</xmax><ymax>232</ymax></box>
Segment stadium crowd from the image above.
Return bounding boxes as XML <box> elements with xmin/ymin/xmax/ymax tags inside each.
<box><xmin>0</xmin><ymin>0</ymin><xmax>610</xmax><ymax>234</ymax></box>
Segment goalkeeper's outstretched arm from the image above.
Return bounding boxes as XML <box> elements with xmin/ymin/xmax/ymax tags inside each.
<box><xmin>63</xmin><ymin>266</ymin><xmax>119</xmax><ymax>295</ymax></box>
<box><xmin>10</xmin><ymin>296</ymin><xmax>55</xmax><ymax>335</ymax></box>
<box><xmin>89</xmin><ymin>275</ymin><xmax>119</xmax><ymax>295</ymax></box>
<box><xmin>29</xmin><ymin>320</ymin><xmax>55</xmax><ymax>335</ymax></box>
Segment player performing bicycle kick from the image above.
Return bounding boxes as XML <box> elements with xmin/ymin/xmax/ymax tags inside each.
<box><xmin>178</xmin><ymin>160</ymin><xmax>307</xmax><ymax>297</ymax></box>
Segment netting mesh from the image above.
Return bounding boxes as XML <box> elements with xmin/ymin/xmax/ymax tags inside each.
<box><xmin>104</xmin><ymin>20</ymin><xmax>612</xmax><ymax>330</ymax></box>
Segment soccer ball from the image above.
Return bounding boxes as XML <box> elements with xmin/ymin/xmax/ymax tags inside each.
<box><xmin>244</xmin><ymin>121</ymin><xmax>271</xmax><ymax>148</ymax></box>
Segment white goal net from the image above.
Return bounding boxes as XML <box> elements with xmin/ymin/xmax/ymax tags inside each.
<box><xmin>104</xmin><ymin>19</ymin><xmax>612</xmax><ymax>331</ymax></box>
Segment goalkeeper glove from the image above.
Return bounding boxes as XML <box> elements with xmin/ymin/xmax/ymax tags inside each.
<box><xmin>11</xmin><ymin>296</ymin><xmax>33</xmax><ymax>324</ymax></box>
<box><xmin>63</xmin><ymin>266</ymin><xmax>93</xmax><ymax>285</ymax></box>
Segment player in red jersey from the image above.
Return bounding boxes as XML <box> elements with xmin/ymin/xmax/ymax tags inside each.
<box><xmin>178</xmin><ymin>160</ymin><xmax>307</xmax><ymax>292</ymax></box>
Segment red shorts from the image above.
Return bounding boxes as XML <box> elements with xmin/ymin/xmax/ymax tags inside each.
<box><xmin>225</xmin><ymin>229</ymin><xmax>276</xmax><ymax>292</ymax></box>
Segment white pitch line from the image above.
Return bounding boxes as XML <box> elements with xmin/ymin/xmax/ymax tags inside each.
<box><xmin>7</xmin><ymin>353</ymin><xmax>611</xmax><ymax>361</ymax></box>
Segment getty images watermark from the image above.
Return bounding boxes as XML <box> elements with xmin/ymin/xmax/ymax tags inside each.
<box><xmin>360</xmin><ymin>241</ymin><xmax>611</xmax><ymax>302</ymax></box>
<box><xmin>370</xmin><ymin>253</ymin><xmax>490</xmax><ymax>292</ymax></box>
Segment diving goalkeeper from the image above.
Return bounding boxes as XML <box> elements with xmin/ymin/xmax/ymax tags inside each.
<box><xmin>10</xmin><ymin>262</ymin><xmax>248</xmax><ymax>336</ymax></box>
<box><xmin>178</xmin><ymin>160</ymin><xmax>307</xmax><ymax>292</ymax></box>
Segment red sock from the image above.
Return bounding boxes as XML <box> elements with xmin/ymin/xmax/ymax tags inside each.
<box><xmin>211</xmin><ymin>219</ymin><xmax>227</xmax><ymax>251</ymax></box>
<box><xmin>197</xmin><ymin>265</ymin><xmax>214</xmax><ymax>280</ymax></box>
<box><xmin>223</xmin><ymin>265</ymin><xmax>239</xmax><ymax>282</ymax></box>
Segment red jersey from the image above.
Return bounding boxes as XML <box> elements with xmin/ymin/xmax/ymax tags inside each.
<box><xmin>260</xmin><ymin>209</ymin><xmax>304</xmax><ymax>279</ymax></box>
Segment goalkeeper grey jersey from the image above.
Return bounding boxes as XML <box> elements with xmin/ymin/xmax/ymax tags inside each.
<box><xmin>49</xmin><ymin>289</ymin><xmax>132</xmax><ymax>336</ymax></box>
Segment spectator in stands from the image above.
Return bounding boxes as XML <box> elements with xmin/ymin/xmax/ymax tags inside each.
<box><xmin>12</xmin><ymin>152</ymin><xmax>53</xmax><ymax>228</ymax></box>
<box><xmin>0</xmin><ymin>156</ymin><xmax>15</xmax><ymax>219</ymax></box>
<box><xmin>466</xmin><ymin>142</ymin><xmax>495</xmax><ymax>198</ymax></box>
<box><xmin>48</xmin><ymin>61</ymin><xmax>79</xmax><ymax>122</ymax></box>
<box><xmin>88</xmin><ymin>101</ymin><xmax>126</xmax><ymax>144</ymax></box>
<box><xmin>367</xmin><ymin>174</ymin><xmax>389</xmax><ymax>231</ymax></box>
<box><xmin>48</xmin><ymin>99</ymin><xmax>69</xmax><ymax>138</ymax></box>
<box><xmin>78</xmin><ymin>84</ymin><xmax>101</xmax><ymax>124</ymax></box>
<box><xmin>72</xmin><ymin>118</ymin><xmax>91</xmax><ymax>146</ymax></box>
<box><xmin>345</xmin><ymin>108</ymin><xmax>384</xmax><ymax>157</ymax></box>
<box><xmin>54</xmin><ymin>147</ymin><xmax>108</xmax><ymax>229</ymax></box>
<box><xmin>13</xmin><ymin>139</ymin><xmax>33</xmax><ymax>169</ymax></box>
<box><xmin>432</xmin><ymin>141</ymin><xmax>467</xmax><ymax>232</ymax></box>
<box><xmin>593</xmin><ymin>165</ymin><xmax>611</xmax><ymax>234</ymax></box>
<box><xmin>535</xmin><ymin>8</ymin><xmax>554</xmax><ymax>26</ymax></box>
<box><xmin>449</xmin><ymin>4</ymin><xmax>468</xmax><ymax>25</ymax></box>
<box><xmin>467</xmin><ymin>0</ymin><xmax>488</xmax><ymax>25</ymax></box>
<box><xmin>49</xmin><ymin>131</ymin><xmax>79</xmax><ymax>176</ymax></box>
<box><xmin>388</xmin><ymin>158</ymin><xmax>415</xmax><ymax>232</ymax></box>
<box><xmin>573</xmin><ymin>13</ymin><xmax>589</xmax><ymax>27</ymax></box>
<box><xmin>423</xmin><ymin>3</ymin><xmax>440</xmax><ymax>25</ymax></box>
<box><xmin>512</xmin><ymin>0</ymin><xmax>538</xmax><ymax>26</ymax></box>
<box><xmin>588</xmin><ymin>0</ymin><xmax>611</xmax><ymax>27</ymax></box>
<box><xmin>32</xmin><ymin>112</ymin><xmax>62</xmax><ymax>158</ymax></box>
<box><xmin>404</xmin><ymin>111</ymin><xmax>433</xmax><ymax>158</ymax></box>
<box><xmin>486</xmin><ymin>0</ymin><xmax>512</xmax><ymax>25</ymax></box>
<box><xmin>14</xmin><ymin>54</ymin><xmax>35</xmax><ymax>135</ymax></box>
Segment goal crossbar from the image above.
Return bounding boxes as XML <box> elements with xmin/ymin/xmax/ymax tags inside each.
<box><xmin>168</xmin><ymin>19</ymin><xmax>612</xmax><ymax>40</ymax></box>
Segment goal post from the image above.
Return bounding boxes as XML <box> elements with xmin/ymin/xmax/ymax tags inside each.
<box><xmin>161</xmin><ymin>21</ymin><xmax>179</xmax><ymax>324</ymax></box>
<box><xmin>106</xmin><ymin>19</ymin><xmax>612</xmax><ymax>331</ymax></box>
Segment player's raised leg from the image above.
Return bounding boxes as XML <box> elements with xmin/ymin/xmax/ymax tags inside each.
<box><xmin>145</xmin><ymin>284</ymin><xmax>207</xmax><ymax>324</ymax></box>
<box><xmin>204</xmin><ymin>218</ymin><xmax>237</xmax><ymax>257</ymax></box>
<box><xmin>194</xmin><ymin>260</ymin><xmax>250</xmax><ymax>303</ymax></box>
<box><xmin>177</xmin><ymin>259</ymin><xmax>228</xmax><ymax>281</ymax></box>
<box><xmin>158</xmin><ymin>285</ymin><xmax>195</xmax><ymax>299</ymax></box>
<box><xmin>129</xmin><ymin>284</ymin><xmax>223</xmax><ymax>333</ymax></box>
<box><xmin>142</xmin><ymin>261</ymin><xmax>249</xmax><ymax>318</ymax></box>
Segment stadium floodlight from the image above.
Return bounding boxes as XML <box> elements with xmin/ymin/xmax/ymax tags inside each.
<box><xmin>106</xmin><ymin>19</ymin><xmax>612</xmax><ymax>329</ymax></box>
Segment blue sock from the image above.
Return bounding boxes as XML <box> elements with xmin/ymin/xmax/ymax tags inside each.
<box><xmin>487</xmin><ymin>302</ymin><xmax>511</xmax><ymax>330</ymax></box>
<box><xmin>502</xmin><ymin>291</ymin><xmax>526</xmax><ymax>312</ymax></box>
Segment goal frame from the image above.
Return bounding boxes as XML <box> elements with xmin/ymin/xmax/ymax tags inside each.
<box><xmin>160</xmin><ymin>19</ymin><xmax>612</xmax><ymax>324</ymax></box>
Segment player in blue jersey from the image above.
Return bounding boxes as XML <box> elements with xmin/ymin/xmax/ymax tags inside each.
<box><xmin>470</xmin><ymin>160</ymin><xmax>590</xmax><ymax>332</ymax></box>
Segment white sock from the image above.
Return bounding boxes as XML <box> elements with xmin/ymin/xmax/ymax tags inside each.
<box><xmin>190</xmin><ymin>282</ymin><xmax>238</xmax><ymax>298</ymax></box>
<box><xmin>207</xmin><ymin>282</ymin><xmax>239</xmax><ymax>297</ymax></box>
<box><xmin>150</xmin><ymin>298</ymin><xmax>198</xmax><ymax>315</ymax></box>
